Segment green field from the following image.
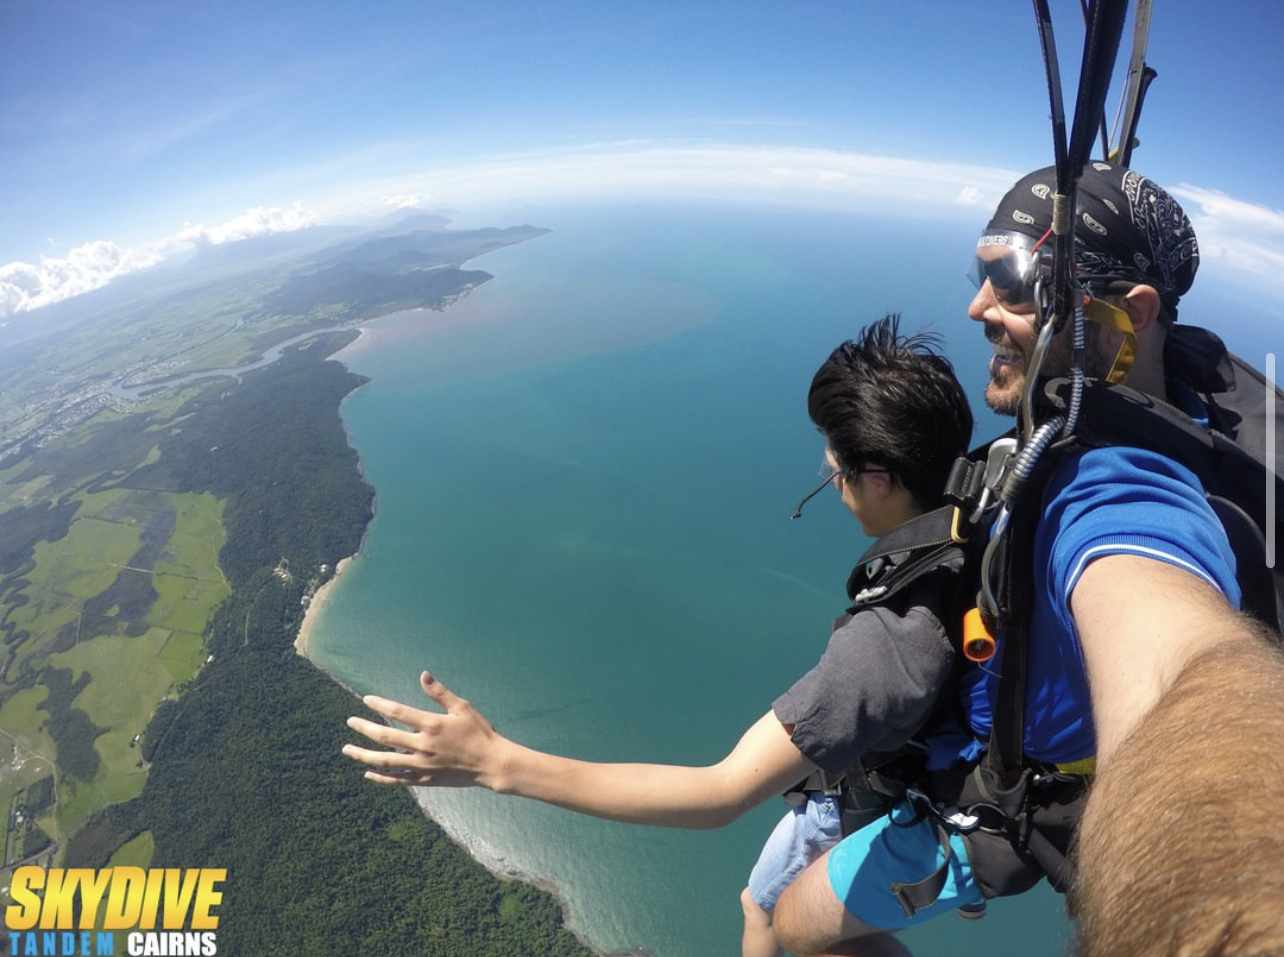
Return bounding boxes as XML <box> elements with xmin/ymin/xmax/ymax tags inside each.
<box><xmin>0</xmin><ymin>253</ymin><xmax>313</xmax><ymax>871</ymax></box>
<box><xmin>0</xmin><ymin>482</ymin><xmax>229</xmax><ymax>863</ymax></box>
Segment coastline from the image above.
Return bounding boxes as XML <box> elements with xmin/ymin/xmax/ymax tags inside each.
<box><xmin>286</xmin><ymin>237</ymin><xmax>647</xmax><ymax>957</ymax></box>
<box><xmin>294</xmin><ymin>553</ymin><xmax>356</xmax><ymax>657</ymax></box>
<box><xmin>411</xmin><ymin>789</ymin><xmax>650</xmax><ymax>957</ymax></box>
<box><xmin>289</xmin><ymin>388</ymin><xmax>634</xmax><ymax>957</ymax></box>
<box><xmin>292</xmin><ymin>542</ymin><xmax>637</xmax><ymax>957</ymax></box>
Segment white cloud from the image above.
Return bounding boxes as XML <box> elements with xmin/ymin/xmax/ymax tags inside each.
<box><xmin>176</xmin><ymin>202</ymin><xmax>319</xmax><ymax>246</ymax></box>
<box><xmin>0</xmin><ymin>239</ymin><xmax>171</xmax><ymax>316</ymax></box>
<box><xmin>4</xmin><ymin>145</ymin><xmax>1023</xmax><ymax>320</ymax></box>
<box><xmin>0</xmin><ymin>203</ymin><xmax>319</xmax><ymax>318</ymax></box>
<box><xmin>354</xmin><ymin>149</ymin><xmax>1284</xmax><ymax>299</ymax></box>
<box><xmin>380</xmin><ymin>193</ymin><xmax>432</xmax><ymax>209</ymax></box>
<box><xmin>1170</xmin><ymin>184</ymin><xmax>1284</xmax><ymax>289</ymax></box>
<box><xmin>387</xmin><ymin>144</ymin><xmax>1023</xmax><ymax>214</ymax></box>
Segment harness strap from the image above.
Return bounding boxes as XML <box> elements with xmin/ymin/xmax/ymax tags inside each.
<box><xmin>851</xmin><ymin>505</ymin><xmax>958</xmax><ymax>568</ymax></box>
<box><xmin>1083</xmin><ymin>296</ymin><xmax>1137</xmax><ymax>384</ymax></box>
<box><xmin>1026</xmin><ymin>825</ymin><xmax>1074</xmax><ymax>894</ymax></box>
<box><xmin>984</xmin><ymin>515</ymin><xmax>1033</xmax><ymax>786</ymax></box>
<box><xmin>889</xmin><ymin>818</ymin><xmax>954</xmax><ymax>919</ymax></box>
<box><xmin>983</xmin><ymin>429</ymin><xmax>1072</xmax><ymax>787</ymax></box>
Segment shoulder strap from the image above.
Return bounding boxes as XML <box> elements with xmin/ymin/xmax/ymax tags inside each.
<box><xmin>981</xmin><ymin>435</ymin><xmax>1073</xmax><ymax>787</ymax></box>
<box><xmin>846</xmin><ymin>506</ymin><xmax>969</xmax><ymax>610</ymax></box>
<box><xmin>1042</xmin><ymin>349</ymin><xmax>1284</xmax><ymax>631</ymax></box>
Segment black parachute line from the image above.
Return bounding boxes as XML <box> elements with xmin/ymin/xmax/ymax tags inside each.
<box><xmin>1032</xmin><ymin>0</ymin><xmax>1069</xmax><ymax>177</ymax></box>
<box><xmin>1077</xmin><ymin>0</ymin><xmax>1113</xmax><ymax>158</ymax></box>
<box><xmin>1066</xmin><ymin>0</ymin><xmax>1128</xmax><ymax>177</ymax></box>
<box><xmin>1027</xmin><ymin>0</ymin><xmax>1128</xmax><ymax>342</ymax></box>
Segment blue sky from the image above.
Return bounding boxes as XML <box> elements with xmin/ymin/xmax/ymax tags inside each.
<box><xmin>3</xmin><ymin>0</ymin><xmax>1283</xmax><ymax>318</ymax></box>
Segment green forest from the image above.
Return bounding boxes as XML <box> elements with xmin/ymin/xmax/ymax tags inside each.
<box><xmin>1</xmin><ymin>335</ymin><xmax>599</xmax><ymax>956</ymax></box>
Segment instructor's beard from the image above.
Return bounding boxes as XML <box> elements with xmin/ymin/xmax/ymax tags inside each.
<box><xmin>986</xmin><ymin>321</ymin><xmax>1118</xmax><ymax>417</ymax></box>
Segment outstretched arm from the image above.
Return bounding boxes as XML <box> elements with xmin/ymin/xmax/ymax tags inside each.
<box><xmin>344</xmin><ymin>671</ymin><xmax>814</xmax><ymax>829</ymax></box>
<box><xmin>1070</xmin><ymin>555</ymin><xmax>1284</xmax><ymax>955</ymax></box>
<box><xmin>1070</xmin><ymin>554</ymin><xmax>1246</xmax><ymax>765</ymax></box>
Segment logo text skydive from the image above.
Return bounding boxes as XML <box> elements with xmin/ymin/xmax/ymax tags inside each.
<box><xmin>5</xmin><ymin>867</ymin><xmax>224</xmax><ymax>956</ymax></box>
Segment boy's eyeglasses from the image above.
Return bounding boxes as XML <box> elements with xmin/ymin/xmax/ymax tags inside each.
<box><xmin>789</xmin><ymin>461</ymin><xmax>890</xmax><ymax>520</ymax></box>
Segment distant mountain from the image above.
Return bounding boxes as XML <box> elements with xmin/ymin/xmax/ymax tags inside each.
<box><xmin>176</xmin><ymin>224</ymin><xmax>364</xmax><ymax>273</ymax></box>
<box><xmin>315</xmin><ymin>223</ymin><xmax>550</xmax><ymax>269</ymax></box>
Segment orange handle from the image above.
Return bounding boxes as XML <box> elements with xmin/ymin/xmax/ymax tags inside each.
<box><xmin>962</xmin><ymin>607</ymin><xmax>996</xmax><ymax>663</ymax></box>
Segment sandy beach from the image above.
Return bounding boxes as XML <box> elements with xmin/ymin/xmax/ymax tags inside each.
<box><xmin>295</xmin><ymin>554</ymin><xmax>355</xmax><ymax>657</ymax></box>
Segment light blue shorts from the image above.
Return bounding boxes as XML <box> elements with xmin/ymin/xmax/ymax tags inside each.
<box><xmin>747</xmin><ymin>794</ymin><xmax>842</xmax><ymax>910</ymax></box>
<box><xmin>826</xmin><ymin>799</ymin><xmax>983</xmax><ymax>929</ymax></box>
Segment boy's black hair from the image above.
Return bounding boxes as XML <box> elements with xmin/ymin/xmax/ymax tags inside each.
<box><xmin>808</xmin><ymin>313</ymin><xmax>973</xmax><ymax>510</ymax></box>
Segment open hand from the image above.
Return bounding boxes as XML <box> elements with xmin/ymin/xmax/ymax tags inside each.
<box><xmin>343</xmin><ymin>671</ymin><xmax>504</xmax><ymax>789</ymax></box>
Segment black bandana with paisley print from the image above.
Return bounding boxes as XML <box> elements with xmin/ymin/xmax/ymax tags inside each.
<box><xmin>986</xmin><ymin>161</ymin><xmax>1199</xmax><ymax>321</ymax></box>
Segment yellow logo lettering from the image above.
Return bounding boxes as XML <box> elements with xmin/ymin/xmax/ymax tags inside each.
<box><xmin>4</xmin><ymin>865</ymin><xmax>45</xmax><ymax>931</ymax></box>
<box><xmin>39</xmin><ymin>869</ymin><xmax>77</xmax><ymax>930</ymax></box>
<box><xmin>103</xmin><ymin>867</ymin><xmax>147</xmax><ymax>929</ymax></box>
<box><xmin>161</xmin><ymin>870</ymin><xmax>198</xmax><ymax>929</ymax></box>
<box><xmin>138</xmin><ymin>869</ymin><xmax>165</xmax><ymax>930</ymax></box>
<box><xmin>77</xmin><ymin>869</ymin><xmax>113</xmax><ymax>929</ymax></box>
<box><xmin>190</xmin><ymin>870</ymin><xmax>225</xmax><ymax>930</ymax></box>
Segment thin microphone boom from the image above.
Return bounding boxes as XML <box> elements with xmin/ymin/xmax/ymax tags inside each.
<box><xmin>790</xmin><ymin>474</ymin><xmax>835</xmax><ymax>520</ymax></box>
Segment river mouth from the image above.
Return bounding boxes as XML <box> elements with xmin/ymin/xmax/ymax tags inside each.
<box><xmin>111</xmin><ymin>323</ymin><xmax>366</xmax><ymax>401</ymax></box>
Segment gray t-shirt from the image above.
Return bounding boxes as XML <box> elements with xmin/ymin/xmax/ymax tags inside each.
<box><xmin>772</xmin><ymin>571</ymin><xmax>957</xmax><ymax>776</ymax></box>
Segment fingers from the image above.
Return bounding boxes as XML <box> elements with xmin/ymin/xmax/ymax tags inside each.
<box><xmin>345</xmin><ymin>715</ymin><xmax>424</xmax><ymax>752</ymax></box>
<box><xmin>342</xmin><ymin>741</ymin><xmax>479</xmax><ymax>790</ymax></box>
<box><xmin>362</xmin><ymin>768</ymin><xmax>438</xmax><ymax>787</ymax></box>
<box><xmin>342</xmin><ymin>741</ymin><xmax>435</xmax><ymax>780</ymax></box>
<box><xmin>420</xmin><ymin>671</ymin><xmax>467</xmax><ymax>714</ymax></box>
<box><xmin>345</xmin><ymin>671</ymin><xmax>492</xmax><ymax>791</ymax></box>
<box><xmin>360</xmin><ymin>693</ymin><xmax>433</xmax><ymax>728</ymax></box>
<box><xmin>341</xmin><ymin>742</ymin><xmax>408</xmax><ymax>771</ymax></box>
<box><xmin>358</xmin><ymin>673</ymin><xmax>469</xmax><ymax>727</ymax></box>
<box><xmin>362</xmin><ymin>769</ymin><xmax>413</xmax><ymax>787</ymax></box>
<box><xmin>345</xmin><ymin>749</ymin><xmax>429</xmax><ymax>787</ymax></box>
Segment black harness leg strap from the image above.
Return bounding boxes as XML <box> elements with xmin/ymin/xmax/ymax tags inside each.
<box><xmin>890</xmin><ymin>821</ymin><xmax>954</xmax><ymax>918</ymax></box>
<box><xmin>1026</xmin><ymin>824</ymin><xmax>1075</xmax><ymax>894</ymax></box>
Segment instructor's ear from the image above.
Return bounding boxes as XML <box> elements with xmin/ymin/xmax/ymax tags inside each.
<box><xmin>1123</xmin><ymin>284</ymin><xmax>1163</xmax><ymax>334</ymax></box>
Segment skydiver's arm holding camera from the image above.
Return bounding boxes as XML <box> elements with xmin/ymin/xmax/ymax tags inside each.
<box><xmin>1069</xmin><ymin>556</ymin><xmax>1284</xmax><ymax>957</ymax></box>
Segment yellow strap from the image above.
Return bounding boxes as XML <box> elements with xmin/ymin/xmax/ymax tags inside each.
<box><xmin>1054</xmin><ymin>755</ymin><xmax>1097</xmax><ymax>775</ymax></box>
<box><xmin>1083</xmin><ymin>296</ymin><xmax>1137</xmax><ymax>385</ymax></box>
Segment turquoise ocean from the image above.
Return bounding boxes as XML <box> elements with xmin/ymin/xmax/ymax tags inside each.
<box><xmin>307</xmin><ymin>201</ymin><xmax>1075</xmax><ymax>957</ymax></box>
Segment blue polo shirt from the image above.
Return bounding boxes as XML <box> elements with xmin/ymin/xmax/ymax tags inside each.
<box><xmin>959</xmin><ymin>444</ymin><xmax>1241</xmax><ymax>765</ymax></box>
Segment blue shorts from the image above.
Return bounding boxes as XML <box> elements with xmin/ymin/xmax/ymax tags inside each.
<box><xmin>747</xmin><ymin>794</ymin><xmax>842</xmax><ymax>910</ymax></box>
<box><xmin>827</xmin><ymin>799</ymin><xmax>984</xmax><ymax>929</ymax></box>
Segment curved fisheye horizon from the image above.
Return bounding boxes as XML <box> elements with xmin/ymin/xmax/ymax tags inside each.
<box><xmin>3</xmin><ymin>141</ymin><xmax>1284</xmax><ymax>320</ymax></box>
